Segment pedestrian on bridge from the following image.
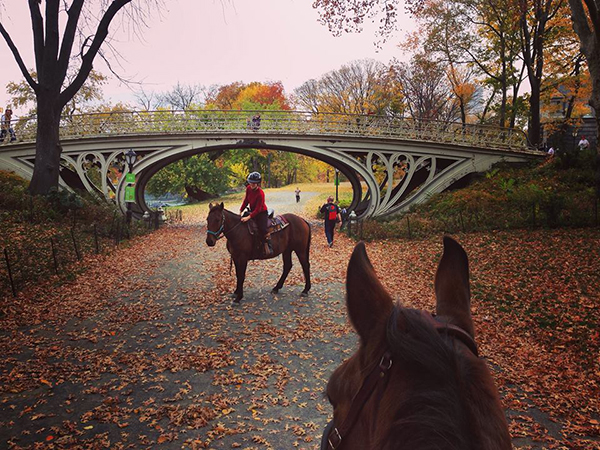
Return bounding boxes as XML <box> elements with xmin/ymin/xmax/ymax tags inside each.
<box><xmin>0</xmin><ymin>106</ymin><xmax>16</xmax><ymax>143</ymax></box>
<box><xmin>320</xmin><ymin>196</ymin><xmax>340</xmax><ymax>248</ymax></box>
<box><xmin>295</xmin><ymin>187</ymin><xmax>301</xmax><ymax>203</ymax></box>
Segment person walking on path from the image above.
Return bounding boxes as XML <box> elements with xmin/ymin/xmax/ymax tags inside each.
<box><xmin>320</xmin><ymin>196</ymin><xmax>340</xmax><ymax>248</ymax></box>
<box><xmin>295</xmin><ymin>187</ymin><xmax>301</xmax><ymax>203</ymax></box>
<box><xmin>578</xmin><ymin>135</ymin><xmax>590</xmax><ymax>151</ymax></box>
<box><xmin>240</xmin><ymin>171</ymin><xmax>272</xmax><ymax>255</ymax></box>
<box><xmin>0</xmin><ymin>106</ymin><xmax>16</xmax><ymax>142</ymax></box>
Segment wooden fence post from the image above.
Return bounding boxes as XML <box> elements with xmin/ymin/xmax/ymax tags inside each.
<box><xmin>115</xmin><ymin>221</ymin><xmax>121</xmax><ymax>246</ymax></box>
<box><xmin>50</xmin><ymin>238</ymin><xmax>59</xmax><ymax>275</ymax></box>
<box><xmin>70</xmin><ymin>228</ymin><xmax>81</xmax><ymax>261</ymax></box>
<box><xmin>406</xmin><ymin>216</ymin><xmax>412</xmax><ymax>239</ymax></box>
<box><xmin>29</xmin><ymin>196</ymin><xmax>34</xmax><ymax>223</ymax></box>
<box><xmin>4</xmin><ymin>248</ymin><xmax>16</xmax><ymax>297</ymax></box>
<box><xmin>93</xmin><ymin>224</ymin><xmax>100</xmax><ymax>254</ymax></box>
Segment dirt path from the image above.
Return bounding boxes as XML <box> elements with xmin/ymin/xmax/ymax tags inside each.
<box><xmin>264</xmin><ymin>190</ymin><xmax>319</xmax><ymax>217</ymax></box>
<box><xmin>1</xmin><ymin>224</ymin><xmax>598</xmax><ymax>448</ymax></box>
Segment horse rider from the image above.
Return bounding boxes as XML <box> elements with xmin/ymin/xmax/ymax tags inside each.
<box><xmin>240</xmin><ymin>172</ymin><xmax>272</xmax><ymax>255</ymax></box>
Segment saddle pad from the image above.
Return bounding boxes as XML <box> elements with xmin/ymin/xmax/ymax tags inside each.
<box><xmin>266</xmin><ymin>215</ymin><xmax>289</xmax><ymax>236</ymax></box>
<box><xmin>247</xmin><ymin>215</ymin><xmax>289</xmax><ymax>236</ymax></box>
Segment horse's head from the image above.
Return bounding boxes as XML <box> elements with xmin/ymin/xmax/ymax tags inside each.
<box><xmin>205</xmin><ymin>202</ymin><xmax>225</xmax><ymax>247</ymax></box>
<box><xmin>322</xmin><ymin>237</ymin><xmax>511</xmax><ymax>450</ymax></box>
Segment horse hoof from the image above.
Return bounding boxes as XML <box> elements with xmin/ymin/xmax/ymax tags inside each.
<box><xmin>232</xmin><ymin>298</ymin><xmax>241</xmax><ymax>305</ymax></box>
<box><xmin>272</xmin><ymin>288</ymin><xmax>279</xmax><ymax>294</ymax></box>
<box><xmin>300</xmin><ymin>291</ymin><xmax>309</xmax><ymax>297</ymax></box>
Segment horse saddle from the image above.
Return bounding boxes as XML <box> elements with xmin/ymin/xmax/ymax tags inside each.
<box><xmin>247</xmin><ymin>214</ymin><xmax>290</xmax><ymax>237</ymax></box>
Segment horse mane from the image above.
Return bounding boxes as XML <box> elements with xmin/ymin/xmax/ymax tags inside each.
<box><xmin>380</xmin><ymin>306</ymin><xmax>506</xmax><ymax>450</ymax></box>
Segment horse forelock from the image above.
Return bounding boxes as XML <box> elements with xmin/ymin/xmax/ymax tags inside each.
<box><xmin>376</xmin><ymin>306</ymin><xmax>506</xmax><ymax>450</ymax></box>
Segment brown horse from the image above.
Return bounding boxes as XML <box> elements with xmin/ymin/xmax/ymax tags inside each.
<box><xmin>205</xmin><ymin>202</ymin><xmax>311</xmax><ymax>303</ymax></box>
<box><xmin>322</xmin><ymin>237</ymin><xmax>511</xmax><ymax>450</ymax></box>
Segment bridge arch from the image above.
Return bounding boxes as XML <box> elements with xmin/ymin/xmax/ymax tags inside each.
<box><xmin>119</xmin><ymin>137</ymin><xmax>378</xmax><ymax>218</ymax></box>
<box><xmin>0</xmin><ymin>110</ymin><xmax>542</xmax><ymax>218</ymax></box>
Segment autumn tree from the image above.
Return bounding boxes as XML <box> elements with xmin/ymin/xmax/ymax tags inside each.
<box><xmin>391</xmin><ymin>54</ymin><xmax>459</xmax><ymax>121</ymax></box>
<box><xmin>7</xmin><ymin>69</ymin><xmax>107</xmax><ymax>120</ymax></box>
<box><xmin>407</xmin><ymin>0</ymin><xmax>525</xmax><ymax>128</ymax></box>
<box><xmin>294</xmin><ymin>59</ymin><xmax>402</xmax><ymax>115</ymax></box>
<box><xmin>205</xmin><ymin>82</ymin><xmax>247</xmax><ymax>109</ymax></box>
<box><xmin>0</xmin><ymin>0</ymin><xmax>161</xmax><ymax>195</ymax></box>
<box><xmin>568</xmin><ymin>0</ymin><xmax>600</xmax><ymax>195</ymax></box>
<box><xmin>519</xmin><ymin>0</ymin><xmax>568</xmax><ymax>147</ymax></box>
<box><xmin>159</xmin><ymin>82</ymin><xmax>208</xmax><ymax>110</ymax></box>
<box><xmin>540</xmin><ymin>5</ymin><xmax>589</xmax><ymax>124</ymax></box>
<box><xmin>132</xmin><ymin>87</ymin><xmax>161</xmax><ymax>111</ymax></box>
<box><xmin>147</xmin><ymin>152</ymin><xmax>231</xmax><ymax>201</ymax></box>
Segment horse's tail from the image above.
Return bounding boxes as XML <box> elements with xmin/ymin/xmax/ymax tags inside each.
<box><xmin>304</xmin><ymin>218</ymin><xmax>312</xmax><ymax>255</ymax></box>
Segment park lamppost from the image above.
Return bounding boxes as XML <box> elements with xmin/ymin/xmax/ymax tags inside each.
<box><xmin>335</xmin><ymin>168</ymin><xmax>340</xmax><ymax>203</ymax></box>
<box><xmin>124</xmin><ymin>149</ymin><xmax>137</xmax><ymax>224</ymax></box>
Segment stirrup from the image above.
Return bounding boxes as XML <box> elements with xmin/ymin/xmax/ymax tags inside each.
<box><xmin>263</xmin><ymin>240</ymin><xmax>273</xmax><ymax>256</ymax></box>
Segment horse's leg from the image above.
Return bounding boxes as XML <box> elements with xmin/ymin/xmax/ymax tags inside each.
<box><xmin>296</xmin><ymin>248</ymin><xmax>311</xmax><ymax>296</ymax></box>
<box><xmin>233</xmin><ymin>258</ymin><xmax>248</xmax><ymax>303</ymax></box>
<box><xmin>272</xmin><ymin>250</ymin><xmax>293</xmax><ymax>294</ymax></box>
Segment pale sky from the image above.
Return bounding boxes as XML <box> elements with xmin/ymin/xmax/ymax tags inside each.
<box><xmin>0</xmin><ymin>0</ymin><xmax>415</xmax><ymax>116</ymax></box>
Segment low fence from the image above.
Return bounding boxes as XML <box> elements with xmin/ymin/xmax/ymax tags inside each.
<box><xmin>349</xmin><ymin>197</ymin><xmax>600</xmax><ymax>241</ymax></box>
<box><xmin>1</xmin><ymin>209</ymin><xmax>184</xmax><ymax>298</ymax></box>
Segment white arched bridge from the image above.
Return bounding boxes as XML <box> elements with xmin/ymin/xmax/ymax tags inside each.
<box><xmin>0</xmin><ymin>109</ymin><xmax>542</xmax><ymax>218</ymax></box>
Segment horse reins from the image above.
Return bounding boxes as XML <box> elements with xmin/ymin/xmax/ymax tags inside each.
<box><xmin>321</xmin><ymin>312</ymin><xmax>478</xmax><ymax>450</ymax></box>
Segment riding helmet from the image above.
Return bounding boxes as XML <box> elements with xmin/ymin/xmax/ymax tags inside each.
<box><xmin>247</xmin><ymin>172</ymin><xmax>262</xmax><ymax>184</ymax></box>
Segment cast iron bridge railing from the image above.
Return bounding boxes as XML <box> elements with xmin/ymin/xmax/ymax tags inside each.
<box><xmin>4</xmin><ymin>109</ymin><xmax>532</xmax><ymax>152</ymax></box>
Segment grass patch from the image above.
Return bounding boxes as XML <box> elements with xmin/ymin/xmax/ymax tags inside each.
<box><xmin>356</xmin><ymin>152</ymin><xmax>598</xmax><ymax>241</ymax></box>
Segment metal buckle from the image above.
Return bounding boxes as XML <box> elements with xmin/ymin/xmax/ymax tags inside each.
<box><xmin>379</xmin><ymin>353</ymin><xmax>393</xmax><ymax>371</ymax></box>
<box><xmin>328</xmin><ymin>427</ymin><xmax>342</xmax><ymax>449</ymax></box>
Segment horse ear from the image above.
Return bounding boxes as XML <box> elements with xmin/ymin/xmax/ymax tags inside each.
<box><xmin>435</xmin><ymin>236</ymin><xmax>475</xmax><ymax>337</ymax></box>
<box><xmin>219</xmin><ymin>202</ymin><xmax>224</xmax><ymax>209</ymax></box>
<box><xmin>346</xmin><ymin>242</ymin><xmax>393</xmax><ymax>344</ymax></box>
<box><xmin>208</xmin><ymin>203</ymin><xmax>213</xmax><ymax>209</ymax></box>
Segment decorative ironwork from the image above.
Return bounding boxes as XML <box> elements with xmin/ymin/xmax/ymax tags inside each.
<box><xmin>0</xmin><ymin>110</ymin><xmax>542</xmax><ymax>218</ymax></box>
<box><xmin>3</xmin><ymin>109</ymin><xmax>533</xmax><ymax>152</ymax></box>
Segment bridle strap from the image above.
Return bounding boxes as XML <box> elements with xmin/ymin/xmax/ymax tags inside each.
<box><xmin>326</xmin><ymin>352</ymin><xmax>393</xmax><ymax>450</ymax></box>
<box><xmin>421</xmin><ymin>311</ymin><xmax>479</xmax><ymax>357</ymax></box>
<box><xmin>207</xmin><ymin>209</ymin><xmax>244</xmax><ymax>241</ymax></box>
<box><xmin>206</xmin><ymin>211</ymin><xmax>225</xmax><ymax>239</ymax></box>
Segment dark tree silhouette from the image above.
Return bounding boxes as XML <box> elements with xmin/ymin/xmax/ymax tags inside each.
<box><xmin>0</xmin><ymin>1</ymin><xmax>161</xmax><ymax>194</ymax></box>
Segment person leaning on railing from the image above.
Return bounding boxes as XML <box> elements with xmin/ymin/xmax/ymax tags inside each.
<box><xmin>0</xmin><ymin>106</ymin><xmax>17</xmax><ymax>143</ymax></box>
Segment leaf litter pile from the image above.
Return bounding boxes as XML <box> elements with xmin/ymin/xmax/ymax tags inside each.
<box><xmin>1</xmin><ymin>222</ymin><xmax>599</xmax><ymax>449</ymax></box>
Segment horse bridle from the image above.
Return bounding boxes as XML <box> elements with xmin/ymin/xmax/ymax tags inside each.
<box><xmin>320</xmin><ymin>311</ymin><xmax>478</xmax><ymax>450</ymax></box>
<box><xmin>206</xmin><ymin>210</ymin><xmax>226</xmax><ymax>240</ymax></box>
<box><xmin>206</xmin><ymin>209</ymin><xmax>244</xmax><ymax>241</ymax></box>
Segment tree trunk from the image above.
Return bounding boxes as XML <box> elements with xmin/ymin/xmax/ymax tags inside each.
<box><xmin>184</xmin><ymin>185</ymin><xmax>216</xmax><ymax>202</ymax></box>
<box><xmin>529</xmin><ymin>77</ymin><xmax>541</xmax><ymax>147</ymax></box>
<box><xmin>590</xmin><ymin>72</ymin><xmax>600</xmax><ymax>197</ymax></box>
<box><xmin>568</xmin><ymin>0</ymin><xmax>599</xmax><ymax>196</ymax></box>
<box><xmin>28</xmin><ymin>92</ymin><xmax>62</xmax><ymax>195</ymax></box>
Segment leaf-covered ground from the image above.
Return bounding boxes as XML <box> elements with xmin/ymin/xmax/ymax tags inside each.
<box><xmin>1</xmin><ymin>221</ymin><xmax>599</xmax><ymax>449</ymax></box>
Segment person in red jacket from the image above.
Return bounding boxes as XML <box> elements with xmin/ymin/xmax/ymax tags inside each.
<box><xmin>240</xmin><ymin>172</ymin><xmax>271</xmax><ymax>255</ymax></box>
